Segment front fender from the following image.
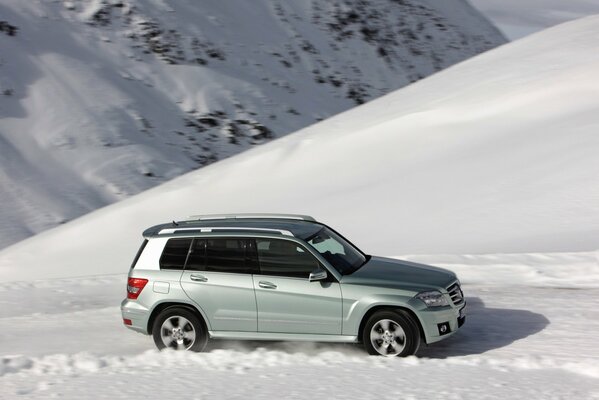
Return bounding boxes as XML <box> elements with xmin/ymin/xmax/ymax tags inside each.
<box><xmin>342</xmin><ymin>292</ymin><xmax>426</xmax><ymax>335</ymax></box>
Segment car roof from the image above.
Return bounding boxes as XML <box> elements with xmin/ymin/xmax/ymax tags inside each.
<box><xmin>143</xmin><ymin>216</ymin><xmax>324</xmax><ymax>240</ymax></box>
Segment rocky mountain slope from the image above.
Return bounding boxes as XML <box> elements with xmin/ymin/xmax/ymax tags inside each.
<box><xmin>0</xmin><ymin>0</ymin><xmax>505</xmax><ymax>248</ymax></box>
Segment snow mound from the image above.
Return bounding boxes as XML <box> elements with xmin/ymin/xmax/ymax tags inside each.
<box><xmin>1</xmin><ymin>16</ymin><xmax>598</xmax><ymax>281</ymax></box>
<box><xmin>2</xmin><ymin>349</ymin><xmax>598</xmax><ymax>379</ymax></box>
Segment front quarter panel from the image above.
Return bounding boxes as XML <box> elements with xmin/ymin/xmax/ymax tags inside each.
<box><xmin>340</xmin><ymin>281</ymin><xmax>461</xmax><ymax>344</ymax></box>
<box><xmin>341</xmin><ymin>283</ymin><xmax>421</xmax><ymax>336</ymax></box>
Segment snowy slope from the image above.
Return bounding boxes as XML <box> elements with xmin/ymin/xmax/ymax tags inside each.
<box><xmin>0</xmin><ymin>16</ymin><xmax>597</xmax><ymax>282</ymax></box>
<box><xmin>0</xmin><ymin>0</ymin><xmax>505</xmax><ymax>249</ymax></box>
<box><xmin>470</xmin><ymin>0</ymin><xmax>599</xmax><ymax>39</ymax></box>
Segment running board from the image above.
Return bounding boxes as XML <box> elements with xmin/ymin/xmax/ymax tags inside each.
<box><xmin>209</xmin><ymin>331</ymin><xmax>359</xmax><ymax>343</ymax></box>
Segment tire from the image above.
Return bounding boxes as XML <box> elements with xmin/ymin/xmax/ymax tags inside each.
<box><xmin>152</xmin><ymin>306</ymin><xmax>208</xmax><ymax>352</ymax></box>
<box><xmin>362</xmin><ymin>310</ymin><xmax>420</xmax><ymax>357</ymax></box>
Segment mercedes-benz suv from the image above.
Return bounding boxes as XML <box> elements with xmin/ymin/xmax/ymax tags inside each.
<box><xmin>122</xmin><ymin>214</ymin><xmax>465</xmax><ymax>357</ymax></box>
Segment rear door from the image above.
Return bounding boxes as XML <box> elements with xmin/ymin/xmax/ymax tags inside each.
<box><xmin>180</xmin><ymin>237</ymin><xmax>258</xmax><ymax>332</ymax></box>
<box><xmin>251</xmin><ymin>238</ymin><xmax>342</xmax><ymax>334</ymax></box>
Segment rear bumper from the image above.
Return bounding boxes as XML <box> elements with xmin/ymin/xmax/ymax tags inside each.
<box><xmin>121</xmin><ymin>299</ymin><xmax>150</xmax><ymax>334</ymax></box>
<box><xmin>419</xmin><ymin>302</ymin><xmax>465</xmax><ymax>344</ymax></box>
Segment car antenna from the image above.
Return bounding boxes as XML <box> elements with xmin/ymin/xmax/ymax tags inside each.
<box><xmin>172</xmin><ymin>220</ymin><xmax>179</xmax><ymax>226</ymax></box>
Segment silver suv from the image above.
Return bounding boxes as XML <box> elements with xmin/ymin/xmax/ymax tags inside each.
<box><xmin>122</xmin><ymin>214</ymin><xmax>465</xmax><ymax>357</ymax></box>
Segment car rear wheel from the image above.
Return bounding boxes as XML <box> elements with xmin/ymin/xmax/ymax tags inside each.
<box><xmin>363</xmin><ymin>310</ymin><xmax>420</xmax><ymax>357</ymax></box>
<box><xmin>152</xmin><ymin>307</ymin><xmax>207</xmax><ymax>352</ymax></box>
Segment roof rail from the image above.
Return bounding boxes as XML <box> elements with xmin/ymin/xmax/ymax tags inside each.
<box><xmin>158</xmin><ymin>227</ymin><xmax>294</xmax><ymax>236</ymax></box>
<box><xmin>182</xmin><ymin>213</ymin><xmax>316</xmax><ymax>222</ymax></box>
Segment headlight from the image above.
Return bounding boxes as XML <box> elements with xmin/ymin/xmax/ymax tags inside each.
<box><xmin>415</xmin><ymin>291</ymin><xmax>449</xmax><ymax>307</ymax></box>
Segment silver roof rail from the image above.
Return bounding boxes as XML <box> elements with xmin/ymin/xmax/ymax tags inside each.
<box><xmin>159</xmin><ymin>227</ymin><xmax>294</xmax><ymax>236</ymax></box>
<box><xmin>182</xmin><ymin>213</ymin><xmax>316</xmax><ymax>222</ymax></box>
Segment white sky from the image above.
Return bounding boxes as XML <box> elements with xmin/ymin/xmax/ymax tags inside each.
<box><xmin>469</xmin><ymin>0</ymin><xmax>599</xmax><ymax>39</ymax></box>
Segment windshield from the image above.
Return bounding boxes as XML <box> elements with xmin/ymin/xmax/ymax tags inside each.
<box><xmin>306</xmin><ymin>226</ymin><xmax>367</xmax><ymax>275</ymax></box>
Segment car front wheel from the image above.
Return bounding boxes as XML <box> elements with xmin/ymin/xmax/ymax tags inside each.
<box><xmin>152</xmin><ymin>307</ymin><xmax>207</xmax><ymax>352</ymax></box>
<box><xmin>363</xmin><ymin>310</ymin><xmax>420</xmax><ymax>357</ymax></box>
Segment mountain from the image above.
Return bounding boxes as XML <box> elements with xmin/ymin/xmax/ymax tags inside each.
<box><xmin>0</xmin><ymin>0</ymin><xmax>505</xmax><ymax>249</ymax></box>
<box><xmin>0</xmin><ymin>15</ymin><xmax>597</xmax><ymax>282</ymax></box>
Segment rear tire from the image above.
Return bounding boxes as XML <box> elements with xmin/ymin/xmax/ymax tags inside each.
<box><xmin>362</xmin><ymin>310</ymin><xmax>420</xmax><ymax>357</ymax></box>
<box><xmin>152</xmin><ymin>307</ymin><xmax>207</xmax><ymax>352</ymax></box>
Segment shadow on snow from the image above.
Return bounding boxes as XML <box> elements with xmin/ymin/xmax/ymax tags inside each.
<box><xmin>418</xmin><ymin>296</ymin><xmax>549</xmax><ymax>358</ymax></box>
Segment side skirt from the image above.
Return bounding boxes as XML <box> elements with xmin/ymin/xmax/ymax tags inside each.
<box><xmin>208</xmin><ymin>331</ymin><xmax>359</xmax><ymax>343</ymax></box>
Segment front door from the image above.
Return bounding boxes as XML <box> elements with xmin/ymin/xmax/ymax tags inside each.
<box><xmin>180</xmin><ymin>238</ymin><xmax>257</xmax><ymax>332</ymax></box>
<box><xmin>251</xmin><ymin>238</ymin><xmax>342</xmax><ymax>334</ymax></box>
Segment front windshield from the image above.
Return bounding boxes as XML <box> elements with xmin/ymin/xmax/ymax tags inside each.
<box><xmin>306</xmin><ymin>227</ymin><xmax>367</xmax><ymax>275</ymax></box>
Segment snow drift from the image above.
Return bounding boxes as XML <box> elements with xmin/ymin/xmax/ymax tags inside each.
<box><xmin>1</xmin><ymin>16</ymin><xmax>598</xmax><ymax>281</ymax></box>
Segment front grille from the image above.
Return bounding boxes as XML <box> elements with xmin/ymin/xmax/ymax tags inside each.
<box><xmin>447</xmin><ymin>282</ymin><xmax>464</xmax><ymax>305</ymax></box>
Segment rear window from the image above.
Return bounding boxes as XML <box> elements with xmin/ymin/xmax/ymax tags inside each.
<box><xmin>159</xmin><ymin>238</ymin><xmax>192</xmax><ymax>270</ymax></box>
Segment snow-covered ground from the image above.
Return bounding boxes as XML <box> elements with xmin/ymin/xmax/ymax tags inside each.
<box><xmin>0</xmin><ymin>256</ymin><xmax>598</xmax><ymax>398</ymax></box>
<box><xmin>1</xmin><ymin>15</ymin><xmax>598</xmax><ymax>400</ymax></box>
<box><xmin>0</xmin><ymin>0</ymin><xmax>504</xmax><ymax>249</ymax></box>
<box><xmin>470</xmin><ymin>0</ymin><xmax>599</xmax><ymax>39</ymax></box>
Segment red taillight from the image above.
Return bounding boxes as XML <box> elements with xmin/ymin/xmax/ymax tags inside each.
<box><xmin>123</xmin><ymin>318</ymin><xmax>132</xmax><ymax>326</ymax></box>
<box><xmin>127</xmin><ymin>278</ymin><xmax>148</xmax><ymax>299</ymax></box>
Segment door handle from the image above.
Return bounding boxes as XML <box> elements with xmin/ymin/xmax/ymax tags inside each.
<box><xmin>258</xmin><ymin>281</ymin><xmax>277</xmax><ymax>289</ymax></box>
<box><xmin>190</xmin><ymin>274</ymin><xmax>208</xmax><ymax>282</ymax></box>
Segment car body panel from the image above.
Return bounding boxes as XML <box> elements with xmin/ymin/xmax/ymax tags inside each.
<box><xmin>344</xmin><ymin>256</ymin><xmax>457</xmax><ymax>289</ymax></box>
<box><xmin>253</xmin><ymin>275</ymin><xmax>342</xmax><ymax>334</ymax></box>
<box><xmin>122</xmin><ymin>269</ymin><xmax>201</xmax><ymax>333</ymax></box>
<box><xmin>209</xmin><ymin>331</ymin><xmax>357</xmax><ymax>342</ymax></box>
<box><xmin>180</xmin><ymin>270</ymin><xmax>257</xmax><ymax>332</ymax></box>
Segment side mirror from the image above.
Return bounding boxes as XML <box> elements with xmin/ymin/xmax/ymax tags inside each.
<box><xmin>309</xmin><ymin>268</ymin><xmax>328</xmax><ymax>282</ymax></box>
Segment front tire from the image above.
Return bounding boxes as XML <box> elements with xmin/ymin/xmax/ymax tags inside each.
<box><xmin>362</xmin><ymin>310</ymin><xmax>420</xmax><ymax>357</ymax></box>
<box><xmin>152</xmin><ymin>307</ymin><xmax>207</xmax><ymax>352</ymax></box>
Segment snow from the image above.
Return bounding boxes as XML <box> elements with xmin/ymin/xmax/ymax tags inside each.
<box><xmin>1</xmin><ymin>14</ymin><xmax>599</xmax><ymax>400</ymax></box>
<box><xmin>405</xmin><ymin>252</ymin><xmax>599</xmax><ymax>289</ymax></box>
<box><xmin>0</xmin><ymin>0</ymin><xmax>504</xmax><ymax>249</ymax></box>
<box><xmin>1</xmin><ymin>16</ymin><xmax>598</xmax><ymax>282</ymax></box>
<box><xmin>0</xmin><ymin>270</ymin><xmax>598</xmax><ymax>398</ymax></box>
<box><xmin>470</xmin><ymin>0</ymin><xmax>599</xmax><ymax>39</ymax></box>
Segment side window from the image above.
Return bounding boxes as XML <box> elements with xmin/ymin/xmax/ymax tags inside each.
<box><xmin>256</xmin><ymin>239</ymin><xmax>320</xmax><ymax>278</ymax></box>
<box><xmin>205</xmin><ymin>238</ymin><xmax>252</xmax><ymax>274</ymax></box>
<box><xmin>159</xmin><ymin>238</ymin><xmax>192</xmax><ymax>270</ymax></box>
<box><xmin>130</xmin><ymin>239</ymin><xmax>148</xmax><ymax>269</ymax></box>
<box><xmin>185</xmin><ymin>239</ymin><xmax>206</xmax><ymax>271</ymax></box>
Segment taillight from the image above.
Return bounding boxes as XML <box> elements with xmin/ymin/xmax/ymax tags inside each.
<box><xmin>127</xmin><ymin>278</ymin><xmax>148</xmax><ymax>299</ymax></box>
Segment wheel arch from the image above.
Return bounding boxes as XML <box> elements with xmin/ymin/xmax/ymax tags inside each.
<box><xmin>357</xmin><ymin>305</ymin><xmax>425</xmax><ymax>343</ymax></box>
<box><xmin>147</xmin><ymin>301</ymin><xmax>209</xmax><ymax>335</ymax></box>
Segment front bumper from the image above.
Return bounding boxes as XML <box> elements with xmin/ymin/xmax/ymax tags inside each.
<box><xmin>121</xmin><ymin>299</ymin><xmax>151</xmax><ymax>334</ymax></box>
<box><xmin>417</xmin><ymin>302</ymin><xmax>466</xmax><ymax>344</ymax></box>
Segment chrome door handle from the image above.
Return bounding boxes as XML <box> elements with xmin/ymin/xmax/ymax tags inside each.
<box><xmin>190</xmin><ymin>274</ymin><xmax>208</xmax><ymax>282</ymax></box>
<box><xmin>258</xmin><ymin>281</ymin><xmax>277</xmax><ymax>289</ymax></box>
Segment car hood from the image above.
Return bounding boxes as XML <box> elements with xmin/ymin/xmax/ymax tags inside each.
<box><xmin>341</xmin><ymin>256</ymin><xmax>456</xmax><ymax>290</ymax></box>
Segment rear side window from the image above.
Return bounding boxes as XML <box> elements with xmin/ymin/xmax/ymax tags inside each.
<box><xmin>130</xmin><ymin>239</ymin><xmax>148</xmax><ymax>269</ymax></box>
<box><xmin>205</xmin><ymin>238</ymin><xmax>253</xmax><ymax>274</ymax></box>
<box><xmin>160</xmin><ymin>238</ymin><xmax>192</xmax><ymax>270</ymax></box>
<box><xmin>256</xmin><ymin>239</ymin><xmax>320</xmax><ymax>278</ymax></box>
